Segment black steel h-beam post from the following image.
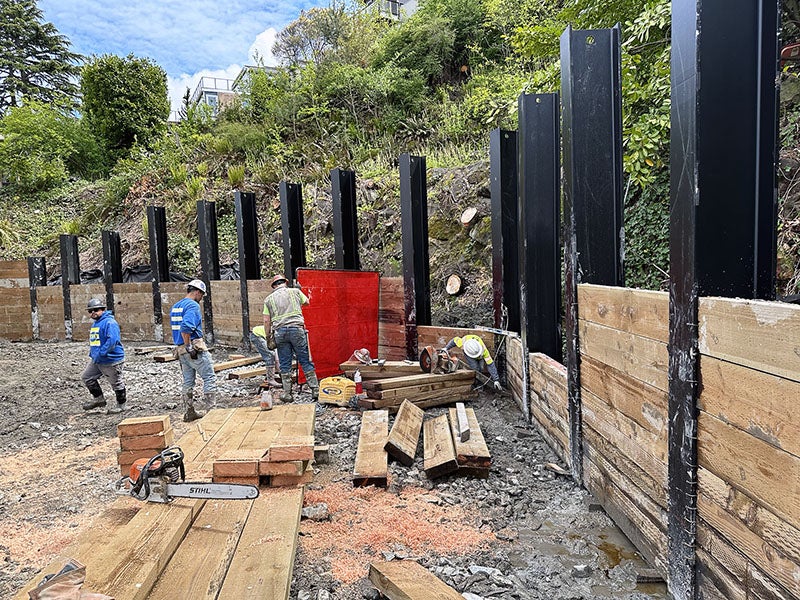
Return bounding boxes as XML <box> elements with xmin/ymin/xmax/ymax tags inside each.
<box><xmin>28</xmin><ymin>257</ymin><xmax>46</xmax><ymax>340</ymax></box>
<box><xmin>198</xmin><ymin>200</ymin><xmax>220</xmax><ymax>344</ymax></box>
<box><xmin>102</xmin><ymin>230</ymin><xmax>122</xmax><ymax>314</ymax></box>
<box><xmin>147</xmin><ymin>206</ymin><xmax>169</xmax><ymax>341</ymax></box>
<box><xmin>517</xmin><ymin>94</ymin><xmax>562</xmax><ymax>360</ymax></box>
<box><xmin>561</xmin><ymin>25</ymin><xmax>624</xmax><ymax>484</ymax></box>
<box><xmin>399</xmin><ymin>153</ymin><xmax>431</xmax><ymax>360</ymax></box>
<box><xmin>59</xmin><ymin>234</ymin><xmax>79</xmax><ymax>341</ymax></box>
<box><xmin>331</xmin><ymin>168</ymin><xmax>360</xmax><ymax>270</ymax></box>
<box><xmin>490</xmin><ymin>128</ymin><xmax>520</xmax><ymax>333</ymax></box>
<box><xmin>280</xmin><ymin>181</ymin><xmax>307</xmax><ymax>284</ymax></box>
<box><xmin>235</xmin><ymin>191</ymin><xmax>259</xmax><ymax>350</ymax></box>
<box><xmin>668</xmin><ymin>2</ymin><xmax>779</xmax><ymax>599</ymax></box>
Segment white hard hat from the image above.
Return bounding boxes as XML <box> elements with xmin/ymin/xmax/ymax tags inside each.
<box><xmin>463</xmin><ymin>338</ymin><xmax>482</xmax><ymax>359</ymax></box>
<box><xmin>188</xmin><ymin>279</ymin><xmax>207</xmax><ymax>294</ymax></box>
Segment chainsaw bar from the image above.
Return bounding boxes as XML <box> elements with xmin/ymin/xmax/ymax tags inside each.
<box><xmin>165</xmin><ymin>482</ymin><xmax>259</xmax><ymax>501</ymax></box>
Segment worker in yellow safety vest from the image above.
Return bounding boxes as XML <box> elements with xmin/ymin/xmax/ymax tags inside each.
<box><xmin>444</xmin><ymin>334</ymin><xmax>502</xmax><ymax>391</ymax></box>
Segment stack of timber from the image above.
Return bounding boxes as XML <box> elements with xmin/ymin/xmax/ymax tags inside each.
<box><xmin>339</xmin><ymin>360</ymin><xmax>423</xmax><ymax>380</ymax></box>
<box><xmin>359</xmin><ymin>370</ymin><xmax>475</xmax><ymax>412</ymax></box>
<box><xmin>116</xmin><ymin>415</ymin><xmax>173</xmax><ymax>477</ymax></box>
<box><xmin>695</xmin><ymin>295</ymin><xmax>800</xmax><ymax>599</ymax></box>
<box><xmin>423</xmin><ymin>405</ymin><xmax>491</xmax><ymax>479</ymax></box>
<box><xmin>576</xmin><ymin>284</ymin><xmax>669</xmax><ymax>577</ymax></box>
<box><xmin>15</xmin><ymin>406</ymin><xmax>306</xmax><ymax>600</ymax></box>
<box><xmin>212</xmin><ymin>403</ymin><xmax>316</xmax><ymax>488</ymax></box>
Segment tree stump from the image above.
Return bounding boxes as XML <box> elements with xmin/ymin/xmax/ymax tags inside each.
<box><xmin>446</xmin><ymin>274</ymin><xmax>463</xmax><ymax>296</ymax></box>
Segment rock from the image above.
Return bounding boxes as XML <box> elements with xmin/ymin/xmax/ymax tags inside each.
<box><xmin>469</xmin><ymin>565</ymin><xmax>502</xmax><ymax>577</ymax></box>
<box><xmin>463</xmin><ymin>594</ymin><xmax>485</xmax><ymax>600</ymax></box>
<box><xmin>301</xmin><ymin>503</ymin><xmax>330</xmax><ymax>521</ymax></box>
<box><xmin>316</xmin><ymin>590</ymin><xmax>331</xmax><ymax>600</ymax></box>
<box><xmin>571</xmin><ymin>564</ymin><xmax>591</xmax><ymax>578</ymax></box>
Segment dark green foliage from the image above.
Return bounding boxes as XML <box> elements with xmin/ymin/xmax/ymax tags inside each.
<box><xmin>81</xmin><ymin>54</ymin><xmax>170</xmax><ymax>162</ymax></box>
<box><xmin>0</xmin><ymin>0</ymin><xmax>81</xmax><ymax>112</ymax></box>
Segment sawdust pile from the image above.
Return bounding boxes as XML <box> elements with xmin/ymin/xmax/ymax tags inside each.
<box><xmin>300</xmin><ymin>482</ymin><xmax>497</xmax><ymax>583</ymax></box>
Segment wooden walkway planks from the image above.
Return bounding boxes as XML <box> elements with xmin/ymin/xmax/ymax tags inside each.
<box><xmin>368</xmin><ymin>560</ymin><xmax>464</xmax><ymax>599</ymax></box>
<box><xmin>353</xmin><ymin>410</ymin><xmax>389</xmax><ymax>486</ymax></box>
<box><xmin>385</xmin><ymin>400</ymin><xmax>424</xmax><ymax>466</ymax></box>
<box><xmin>217</xmin><ymin>488</ymin><xmax>304</xmax><ymax>600</ymax></box>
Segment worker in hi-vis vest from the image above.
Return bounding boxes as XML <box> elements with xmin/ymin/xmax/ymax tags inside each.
<box><xmin>81</xmin><ymin>298</ymin><xmax>127</xmax><ymax>414</ymax></box>
<box><xmin>444</xmin><ymin>334</ymin><xmax>502</xmax><ymax>391</ymax></box>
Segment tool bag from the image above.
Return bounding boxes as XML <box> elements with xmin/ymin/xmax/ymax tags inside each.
<box><xmin>266</xmin><ymin>331</ymin><xmax>277</xmax><ymax>350</ymax></box>
<box><xmin>28</xmin><ymin>559</ymin><xmax>114</xmax><ymax>600</ymax></box>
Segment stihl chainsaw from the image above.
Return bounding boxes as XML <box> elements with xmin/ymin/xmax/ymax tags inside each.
<box><xmin>115</xmin><ymin>446</ymin><xmax>259</xmax><ymax>504</ymax></box>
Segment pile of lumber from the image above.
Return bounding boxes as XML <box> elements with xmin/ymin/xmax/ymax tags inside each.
<box><xmin>358</xmin><ymin>370</ymin><xmax>475</xmax><ymax>412</ymax></box>
<box><xmin>212</xmin><ymin>403</ymin><xmax>315</xmax><ymax>487</ymax></box>
<box><xmin>116</xmin><ymin>415</ymin><xmax>173</xmax><ymax>477</ymax></box>
<box><xmin>352</xmin><ymin>400</ymin><xmax>491</xmax><ymax>486</ymax></box>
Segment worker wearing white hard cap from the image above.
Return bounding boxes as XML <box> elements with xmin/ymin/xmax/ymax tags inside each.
<box><xmin>444</xmin><ymin>334</ymin><xmax>502</xmax><ymax>391</ymax></box>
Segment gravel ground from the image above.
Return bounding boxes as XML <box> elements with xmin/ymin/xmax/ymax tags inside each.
<box><xmin>0</xmin><ymin>339</ymin><xmax>668</xmax><ymax>600</ymax></box>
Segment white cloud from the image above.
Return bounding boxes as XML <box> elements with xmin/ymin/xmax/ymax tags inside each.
<box><xmin>248</xmin><ymin>28</ymin><xmax>280</xmax><ymax>67</ymax></box>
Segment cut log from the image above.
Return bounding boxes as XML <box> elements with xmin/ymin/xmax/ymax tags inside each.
<box><xmin>460</xmin><ymin>207</ymin><xmax>479</xmax><ymax>227</ymax></box>
<box><xmin>353</xmin><ymin>410</ymin><xmax>389</xmax><ymax>487</ymax></box>
<box><xmin>423</xmin><ymin>414</ymin><xmax>458</xmax><ymax>479</ymax></box>
<box><xmin>455</xmin><ymin>402</ymin><xmax>470</xmax><ymax>442</ymax></box>
<box><xmin>369</xmin><ymin>560</ymin><xmax>464</xmax><ymax>600</ymax></box>
<box><xmin>445</xmin><ymin>274</ymin><xmax>463</xmax><ymax>296</ymax></box>
<box><xmin>384</xmin><ymin>400</ymin><xmax>424</xmax><ymax>466</ymax></box>
<box><xmin>213</xmin><ymin>356</ymin><xmax>262</xmax><ymax>372</ymax></box>
<box><xmin>362</xmin><ymin>370</ymin><xmax>474</xmax><ymax>392</ymax></box>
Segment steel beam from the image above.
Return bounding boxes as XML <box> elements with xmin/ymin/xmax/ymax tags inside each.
<box><xmin>235</xmin><ymin>191</ymin><xmax>259</xmax><ymax>350</ymax></box>
<box><xmin>147</xmin><ymin>206</ymin><xmax>168</xmax><ymax>341</ymax></box>
<box><xmin>198</xmin><ymin>200</ymin><xmax>219</xmax><ymax>344</ymax></box>
<box><xmin>399</xmin><ymin>153</ymin><xmax>431</xmax><ymax>360</ymax></box>
<box><xmin>279</xmin><ymin>181</ymin><xmax>307</xmax><ymax>284</ymax></box>
<box><xmin>331</xmin><ymin>168</ymin><xmax>360</xmax><ymax>270</ymax></box>
<box><xmin>668</xmin><ymin>1</ymin><xmax>779</xmax><ymax>598</ymax></box>
<box><xmin>490</xmin><ymin>128</ymin><xmax>520</xmax><ymax>333</ymax></box>
<box><xmin>27</xmin><ymin>257</ymin><xmax>45</xmax><ymax>340</ymax></box>
<box><xmin>102</xmin><ymin>230</ymin><xmax>122</xmax><ymax>314</ymax></box>
<box><xmin>59</xmin><ymin>234</ymin><xmax>79</xmax><ymax>341</ymax></box>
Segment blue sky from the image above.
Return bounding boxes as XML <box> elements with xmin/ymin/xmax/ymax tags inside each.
<box><xmin>38</xmin><ymin>0</ymin><xmax>324</xmax><ymax>113</ymax></box>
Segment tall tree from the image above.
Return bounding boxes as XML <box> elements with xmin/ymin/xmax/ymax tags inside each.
<box><xmin>0</xmin><ymin>0</ymin><xmax>82</xmax><ymax>112</ymax></box>
<box><xmin>81</xmin><ymin>53</ymin><xmax>169</xmax><ymax>161</ymax></box>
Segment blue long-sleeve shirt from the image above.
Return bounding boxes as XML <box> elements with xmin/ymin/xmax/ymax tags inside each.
<box><xmin>170</xmin><ymin>297</ymin><xmax>203</xmax><ymax>346</ymax></box>
<box><xmin>89</xmin><ymin>311</ymin><xmax>125</xmax><ymax>364</ymax></box>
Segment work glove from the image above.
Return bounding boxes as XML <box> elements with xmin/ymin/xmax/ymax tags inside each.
<box><xmin>187</xmin><ymin>343</ymin><xmax>198</xmax><ymax>360</ymax></box>
<box><xmin>492</xmin><ymin>381</ymin><xmax>502</xmax><ymax>392</ymax></box>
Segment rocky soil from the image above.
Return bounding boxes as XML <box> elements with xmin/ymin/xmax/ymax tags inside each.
<box><xmin>0</xmin><ymin>339</ymin><xmax>668</xmax><ymax>600</ymax></box>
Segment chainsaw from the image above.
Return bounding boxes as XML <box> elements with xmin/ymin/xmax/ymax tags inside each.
<box><xmin>115</xmin><ymin>446</ymin><xmax>259</xmax><ymax>504</ymax></box>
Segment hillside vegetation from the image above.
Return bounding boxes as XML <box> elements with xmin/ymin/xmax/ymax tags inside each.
<box><xmin>1</xmin><ymin>0</ymin><xmax>799</xmax><ymax>315</ymax></box>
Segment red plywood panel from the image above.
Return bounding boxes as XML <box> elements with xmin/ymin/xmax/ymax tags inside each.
<box><xmin>297</xmin><ymin>269</ymin><xmax>379</xmax><ymax>380</ymax></box>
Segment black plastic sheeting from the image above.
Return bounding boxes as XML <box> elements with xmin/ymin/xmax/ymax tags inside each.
<box><xmin>46</xmin><ymin>262</ymin><xmax>242</xmax><ymax>285</ymax></box>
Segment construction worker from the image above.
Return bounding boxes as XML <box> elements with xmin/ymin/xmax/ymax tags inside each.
<box><xmin>81</xmin><ymin>298</ymin><xmax>128</xmax><ymax>414</ymax></box>
<box><xmin>444</xmin><ymin>334</ymin><xmax>502</xmax><ymax>391</ymax></box>
<box><xmin>249</xmin><ymin>325</ymin><xmax>279</xmax><ymax>387</ymax></box>
<box><xmin>170</xmin><ymin>279</ymin><xmax>215</xmax><ymax>422</ymax></box>
<box><xmin>263</xmin><ymin>274</ymin><xmax>319</xmax><ymax>402</ymax></box>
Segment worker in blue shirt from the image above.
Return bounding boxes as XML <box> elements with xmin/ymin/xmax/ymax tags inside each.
<box><xmin>170</xmin><ymin>279</ymin><xmax>216</xmax><ymax>422</ymax></box>
<box><xmin>81</xmin><ymin>298</ymin><xmax>127</xmax><ymax>414</ymax></box>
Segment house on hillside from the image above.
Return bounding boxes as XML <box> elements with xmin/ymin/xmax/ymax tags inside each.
<box><xmin>364</xmin><ymin>0</ymin><xmax>418</xmax><ymax>20</ymax></box>
<box><xmin>185</xmin><ymin>65</ymin><xmax>280</xmax><ymax>118</ymax></box>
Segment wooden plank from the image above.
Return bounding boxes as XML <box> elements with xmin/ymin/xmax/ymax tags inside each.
<box><xmin>191</xmin><ymin>407</ymin><xmax>263</xmax><ymax>479</ymax></box>
<box><xmin>340</xmin><ymin>360</ymin><xmax>423</xmax><ymax>377</ymax></box>
<box><xmin>363</xmin><ymin>370</ymin><xmax>474</xmax><ymax>392</ymax></box>
<box><xmin>455</xmin><ymin>402</ymin><xmax>470</xmax><ymax>442</ymax></box>
<box><xmin>216</xmin><ymin>488</ymin><xmax>303</xmax><ymax>600</ymax></box>
<box><xmin>259</xmin><ymin>459</ymin><xmax>306</xmax><ymax>476</ymax></box>
<box><xmin>384</xmin><ymin>400</ymin><xmax>424</xmax><ymax>466</ymax></box>
<box><xmin>448</xmin><ymin>407</ymin><xmax>490</xmax><ymax>468</ymax></box>
<box><xmin>698</xmin><ymin>412</ymin><xmax>800</xmax><ymax>530</ymax></box>
<box><xmin>696</xmin><ymin>545</ymin><xmax>747</xmax><ymax>600</ymax></box>
<box><xmin>270</xmin><ymin>462</ymin><xmax>314</xmax><ymax>487</ymax></box>
<box><xmin>240</xmin><ymin>403</ymin><xmax>315</xmax><ymax>456</ymax></box>
<box><xmin>368</xmin><ymin>560</ymin><xmax>463</xmax><ymax>600</ymax></box>
<box><xmin>368</xmin><ymin>384</ymin><xmax>474</xmax><ymax>407</ymax></box>
<box><xmin>147</xmin><ymin>500</ymin><xmax>254</xmax><ymax>600</ymax></box>
<box><xmin>153</xmin><ymin>353</ymin><xmax>177</xmax><ymax>363</ymax></box>
<box><xmin>698</xmin><ymin>296</ymin><xmax>800</xmax><ymax>383</ymax></box>
<box><xmin>578</xmin><ymin>319</ymin><xmax>669</xmax><ymax>391</ymax></box>
<box><xmin>213</xmin><ymin>356</ymin><xmax>261</xmax><ymax>372</ymax></box>
<box><xmin>391</xmin><ymin>390</ymin><xmax>473</xmax><ymax>414</ymax></box>
<box><xmin>577</xmin><ymin>284</ymin><xmax>669</xmax><ymax>343</ymax></box>
<box><xmin>266</xmin><ymin>437</ymin><xmax>315</xmax><ymax>462</ymax></box>
<box><xmin>118</xmin><ymin>415</ymin><xmax>170</xmax><ymax>438</ymax></box>
<box><xmin>133</xmin><ymin>345</ymin><xmax>173</xmax><ymax>355</ymax></box>
<box><xmin>699</xmin><ymin>355</ymin><xmax>800</xmax><ymax>457</ymax></box>
<box><xmin>119</xmin><ymin>428</ymin><xmax>174</xmax><ymax>452</ymax></box>
<box><xmin>212</xmin><ymin>449</ymin><xmax>263</xmax><ymax>478</ymax></box>
<box><xmin>227</xmin><ymin>367</ymin><xmax>267</xmax><ymax>379</ymax></box>
<box><xmin>423</xmin><ymin>414</ymin><xmax>458</xmax><ymax>479</ymax></box>
<box><xmin>353</xmin><ymin>410</ymin><xmax>389</xmax><ymax>486</ymax></box>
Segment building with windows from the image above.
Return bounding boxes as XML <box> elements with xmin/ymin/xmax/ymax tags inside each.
<box><xmin>364</xmin><ymin>0</ymin><xmax>418</xmax><ymax>19</ymax></box>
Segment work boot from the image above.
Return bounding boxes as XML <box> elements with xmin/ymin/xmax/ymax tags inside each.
<box><xmin>280</xmin><ymin>372</ymin><xmax>294</xmax><ymax>402</ymax></box>
<box><xmin>265</xmin><ymin>365</ymin><xmax>281</xmax><ymax>388</ymax></box>
<box><xmin>82</xmin><ymin>382</ymin><xmax>106</xmax><ymax>410</ymax></box>
<box><xmin>107</xmin><ymin>388</ymin><xmax>128</xmax><ymax>414</ymax></box>
<box><xmin>305</xmin><ymin>371</ymin><xmax>320</xmax><ymax>401</ymax></box>
<box><xmin>182</xmin><ymin>392</ymin><xmax>205</xmax><ymax>422</ymax></box>
<box><xmin>203</xmin><ymin>392</ymin><xmax>217</xmax><ymax>410</ymax></box>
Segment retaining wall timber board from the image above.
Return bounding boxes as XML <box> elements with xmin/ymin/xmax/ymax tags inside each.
<box><xmin>0</xmin><ymin>260</ymin><xmax>28</xmax><ymax>288</ymax></box>
<box><xmin>378</xmin><ymin>277</ymin><xmax>405</xmax><ymax>360</ymax></box>
<box><xmin>114</xmin><ymin>282</ymin><xmax>156</xmax><ymax>341</ymax></box>
<box><xmin>0</xmin><ymin>288</ymin><xmax>32</xmax><ymax>340</ymax></box>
